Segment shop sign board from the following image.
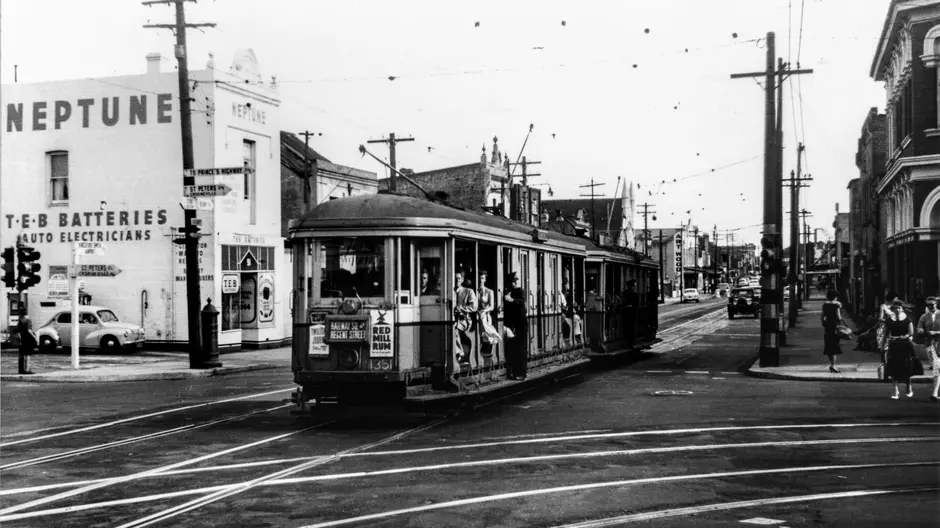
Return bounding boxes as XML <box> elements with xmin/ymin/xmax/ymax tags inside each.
<box><xmin>370</xmin><ymin>309</ymin><xmax>394</xmax><ymax>358</ymax></box>
<box><xmin>221</xmin><ymin>274</ymin><xmax>240</xmax><ymax>294</ymax></box>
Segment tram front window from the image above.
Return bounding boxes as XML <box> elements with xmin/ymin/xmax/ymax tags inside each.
<box><xmin>319</xmin><ymin>237</ymin><xmax>386</xmax><ymax>299</ymax></box>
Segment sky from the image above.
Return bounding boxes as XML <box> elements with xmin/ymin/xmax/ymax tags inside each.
<box><xmin>0</xmin><ymin>0</ymin><xmax>891</xmax><ymax>247</ymax></box>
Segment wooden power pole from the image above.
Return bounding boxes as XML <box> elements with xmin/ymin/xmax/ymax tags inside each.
<box><xmin>638</xmin><ymin>203</ymin><xmax>656</xmax><ymax>256</ymax></box>
<box><xmin>143</xmin><ymin>0</ymin><xmax>217</xmax><ymax>369</ymax></box>
<box><xmin>298</xmin><ymin>130</ymin><xmax>319</xmax><ymax>209</ymax></box>
<box><xmin>579</xmin><ymin>179</ymin><xmax>606</xmax><ymax>243</ymax></box>
<box><xmin>367</xmin><ymin>133</ymin><xmax>414</xmax><ymax>192</ymax></box>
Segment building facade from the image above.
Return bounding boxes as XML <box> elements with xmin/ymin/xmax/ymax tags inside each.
<box><xmin>851</xmin><ymin>108</ymin><xmax>888</xmax><ymax>314</ymax></box>
<box><xmin>871</xmin><ymin>0</ymin><xmax>940</xmax><ymax>307</ymax></box>
<box><xmin>1</xmin><ymin>50</ymin><xmax>288</xmax><ymax>350</ymax></box>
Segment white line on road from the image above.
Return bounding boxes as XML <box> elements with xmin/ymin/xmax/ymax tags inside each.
<box><xmin>477</xmin><ymin>429</ymin><xmax>613</xmax><ymax>441</ymax></box>
<box><xmin>553</xmin><ymin>487</ymin><xmax>940</xmax><ymax>527</ymax></box>
<box><xmin>686</xmin><ymin>371</ymin><xmax>711</xmax><ymax>374</ymax></box>
<box><xmin>113</xmin><ymin>417</ymin><xmax>452</xmax><ymax>528</ymax></box>
<box><xmin>0</xmin><ymin>403</ymin><xmax>293</xmax><ymax>472</ymax></box>
<box><xmin>0</xmin><ymin>386</ymin><xmax>296</xmax><ymax>448</ymax></box>
<box><xmin>350</xmin><ymin>421</ymin><xmax>940</xmax><ymax>457</ymax></box>
<box><xmin>646</xmin><ymin>370</ymin><xmax>674</xmax><ymax>374</ymax></box>
<box><xmin>0</xmin><ymin>419</ymin><xmax>335</xmax><ymax>517</ymax></box>
<box><xmin>4</xmin><ymin>439</ymin><xmax>935</xmax><ymax>522</ymax></box>
<box><xmin>294</xmin><ymin>462</ymin><xmax>939</xmax><ymax>528</ymax></box>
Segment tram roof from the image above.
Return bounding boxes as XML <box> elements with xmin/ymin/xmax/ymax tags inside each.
<box><xmin>289</xmin><ymin>192</ymin><xmax>591</xmax><ymax>248</ymax></box>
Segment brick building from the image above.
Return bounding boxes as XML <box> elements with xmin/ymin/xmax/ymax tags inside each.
<box><xmin>871</xmin><ymin>0</ymin><xmax>940</xmax><ymax>307</ymax></box>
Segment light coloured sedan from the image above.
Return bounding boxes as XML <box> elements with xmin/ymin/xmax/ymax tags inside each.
<box><xmin>37</xmin><ymin>306</ymin><xmax>145</xmax><ymax>353</ymax></box>
<box><xmin>681</xmin><ymin>288</ymin><xmax>700</xmax><ymax>303</ymax></box>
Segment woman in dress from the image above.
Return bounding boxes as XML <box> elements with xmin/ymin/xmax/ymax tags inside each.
<box><xmin>881</xmin><ymin>298</ymin><xmax>919</xmax><ymax>399</ymax></box>
<box><xmin>821</xmin><ymin>290</ymin><xmax>843</xmax><ymax>373</ymax></box>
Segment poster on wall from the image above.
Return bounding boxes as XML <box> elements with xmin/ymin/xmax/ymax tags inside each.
<box><xmin>370</xmin><ymin>309</ymin><xmax>394</xmax><ymax>358</ymax></box>
<box><xmin>258</xmin><ymin>273</ymin><xmax>275</xmax><ymax>323</ymax></box>
<box><xmin>239</xmin><ymin>275</ymin><xmax>257</xmax><ymax>325</ymax></box>
<box><xmin>48</xmin><ymin>265</ymin><xmax>69</xmax><ymax>299</ymax></box>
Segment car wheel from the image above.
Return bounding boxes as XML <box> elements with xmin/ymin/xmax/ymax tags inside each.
<box><xmin>100</xmin><ymin>335</ymin><xmax>121</xmax><ymax>353</ymax></box>
<box><xmin>39</xmin><ymin>336</ymin><xmax>56</xmax><ymax>353</ymax></box>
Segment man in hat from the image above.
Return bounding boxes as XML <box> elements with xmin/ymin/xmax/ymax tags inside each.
<box><xmin>16</xmin><ymin>311</ymin><xmax>37</xmax><ymax>375</ymax></box>
<box><xmin>623</xmin><ymin>280</ymin><xmax>640</xmax><ymax>348</ymax></box>
<box><xmin>915</xmin><ymin>295</ymin><xmax>940</xmax><ymax>402</ymax></box>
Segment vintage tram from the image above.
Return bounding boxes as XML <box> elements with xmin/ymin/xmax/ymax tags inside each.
<box><xmin>287</xmin><ymin>193</ymin><xmax>659</xmax><ymax>407</ymax></box>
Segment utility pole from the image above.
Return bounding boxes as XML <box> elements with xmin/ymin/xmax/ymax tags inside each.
<box><xmin>784</xmin><ymin>145</ymin><xmax>812</xmax><ymax>324</ymax></box>
<box><xmin>713</xmin><ymin>224</ymin><xmax>719</xmax><ymax>287</ymax></box>
<box><xmin>508</xmin><ymin>156</ymin><xmax>542</xmax><ymax>187</ymax></box>
<box><xmin>692</xmin><ymin>226</ymin><xmax>700</xmax><ymax>289</ymax></box>
<box><xmin>367</xmin><ymin>133</ymin><xmax>414</xmax><ymax>192</ymax></box>
<box><xmin>799</xmin><ymin>209</ymin><xmax>813</xmax><ymax>301</ymax></box>
<box><xmin>638</xmin><ymin>203</ymin><xmax>656</xmax><ymax>256</ymax></box>
<box><xmin>579</xmin><ymin>179</ymin><xmax>606</xmax><ymax>242</ymax></box>
<box><xmin>730</xmin><ymin>32</ymin><xmax>813</xmax><ymax>367</ymax></box>
<box><xmin>659</xmin><ymin>229</ymin><xmax>665</xmax><ymax>303</ymax></box>
<box><xmin>298</xmin><ymin>130</ymin><xmax>319</xmax><ymax>209</ymax></box>
<box><xmin>143</xmin><ymin>0</ymin><xmax>217</xmax><ymax>369</ymax></box>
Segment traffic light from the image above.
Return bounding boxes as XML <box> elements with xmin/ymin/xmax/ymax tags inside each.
<box><xmin>759</xmin><ymin>235</ymin><xmax>777</xmax><ymax>275</ymax></box>
<box><xmin>16</xmin><ymin>246</ymin><xmax>42</xmax><ymax>291</ymax></box>
<box><xmin>172</xmin><ymin>224</ymin><xmax>202</xmax><ymax>245</ymax></box>
<box><xmin>1</xmin><ymin>247</ymin><xmax>14</xmax><ymax>289</ymax></box>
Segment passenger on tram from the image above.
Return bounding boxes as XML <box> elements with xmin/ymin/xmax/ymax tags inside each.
<box><xmin>477</xmin><ymin>270</ymin><xmax>499</xmax><ymax>361</ymax></box>
<box><xmin>504</xmin><ymin>272</ymin><xmax>528</xmax><ymax>380</ymax></box>
<box><xmin>420</xmin><ymin>270</ymin><xmax>441</xmax><ymax>296</ymax></box>
<box><xmin>454</xmin><ymin>269</ymin><xmax>478</xmax><ymax>365</ymax></box>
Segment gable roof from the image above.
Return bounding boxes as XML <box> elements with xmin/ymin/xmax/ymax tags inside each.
<box><xmin>280</xmin><ymin>131</ymin><xmax>331</xmax><ymax>177</ymax></box>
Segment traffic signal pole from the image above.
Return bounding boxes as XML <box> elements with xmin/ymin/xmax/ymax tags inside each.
<box><xmin>70</xmin><ymin>242</ymin><xmax>80</xmax><ymax>369</ymax></box>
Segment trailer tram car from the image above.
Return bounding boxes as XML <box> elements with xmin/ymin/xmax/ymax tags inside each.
<box><xmin>287</xmin><ymin>193</ymin><xmax>659</xmax><ymax>407</ymax></box>
<box><xmin>582</xmin><ymin>242</ymin><xmax>660</xmax><ymax>359</ymax></box>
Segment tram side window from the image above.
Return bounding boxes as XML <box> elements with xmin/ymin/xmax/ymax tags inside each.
<box><xmin>319</xmin><ymin>237</ymin><xmax>386</xmax><ymax>299</ymax></box>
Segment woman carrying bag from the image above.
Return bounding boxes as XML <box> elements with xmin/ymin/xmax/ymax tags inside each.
<box><xmin>821</xmin><ymin>290</ymin><xmax>844</xmax><ymax>373</ymax></box>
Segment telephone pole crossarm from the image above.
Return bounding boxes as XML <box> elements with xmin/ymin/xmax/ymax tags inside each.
<box><xmin>367</xmin><ymin>133</ymin><xmax>414</xmax><ymax>192</ymax></box>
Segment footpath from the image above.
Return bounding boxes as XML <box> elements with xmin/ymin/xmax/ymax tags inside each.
<box><xmin>0</xmin><ymin>347</ymin><xmax>289</xmax><ymax>383</ymax></box>
<box><xmin>748</xmin><ymin>293</ymin><xmax>934</xmax><ymax>383</ymax></box>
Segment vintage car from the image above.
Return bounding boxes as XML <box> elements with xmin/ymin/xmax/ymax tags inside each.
<box><xmin>681</xmin><ymin>288</ymin><xmax>700</xmax><ymax>303</ymax></box>
<box><xmin>37</xmin><ymin>306</ymin><xmax>145</xmax><ymax>353</ymax></box>
<box><xmin>728</xmin><ymin>287</ymin><xmax>760</xmax><ymax>319</ymax></box>
<box><xmin>716</xmin><ymin>283</ymin><xmax>732</xmax><ymax>297</ymax></box>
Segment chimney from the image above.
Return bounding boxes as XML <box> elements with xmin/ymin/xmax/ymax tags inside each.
<box><xmin>146</xmin><ymin>53</ymin><xmax>162</xmax><ymax>75</ymax></box>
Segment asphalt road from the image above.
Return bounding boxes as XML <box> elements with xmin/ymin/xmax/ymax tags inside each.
<box><xmin>1</xmin><ymin>297</ymin><xmax>937</xmax><ymax>527</ymax></box>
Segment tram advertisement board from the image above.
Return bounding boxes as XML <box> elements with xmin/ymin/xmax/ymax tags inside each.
<box><xmin>370</xmin><ymin>309</ymin><xmax>394</xmax><ymax>358</ymax></box>
<box><xmin>324</xmin><ymin>315</ymin><xmax>370</xmax><ymax>343</ymax></box>
<box><xmin>308</xmin><ymin>310</ymin><xmax>331</xmax><ymax>356</ymax></box>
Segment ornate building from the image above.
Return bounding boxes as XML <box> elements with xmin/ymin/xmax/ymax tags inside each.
<box><xmin>871</xmin><ymin>0</ymin><xmax>940</xmax><ymax>307</ymax></box>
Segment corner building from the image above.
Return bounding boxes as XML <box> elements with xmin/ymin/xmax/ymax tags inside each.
<box><xmin>0</xmin><ymin>50</ymin><xmax>287</xmax><ymax>351</ymax></box>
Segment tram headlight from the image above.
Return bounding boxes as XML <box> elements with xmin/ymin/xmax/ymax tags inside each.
<box><xmin>338</xmin><ymin>347</ymin><xmax>360</xmax><ymax>369</ymax></box>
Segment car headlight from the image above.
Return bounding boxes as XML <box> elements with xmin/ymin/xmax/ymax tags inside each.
<box><xmin>123</xmin><ymin>330</ymin><xmax>129</xmax><ymax>337</ymax></box>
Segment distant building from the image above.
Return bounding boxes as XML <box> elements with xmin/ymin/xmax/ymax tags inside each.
<box><xmin>543</xmin><ymin>180</ymin><xmax>635</xmax><ymax>249</ymax></box>
<box><xmin>833</xmin><ymin>207</ymin><xmax>851</xmax><ymax>297</ymax></box>
<box><xmin>279</xmin><ymin>131</ymin><xmax>378</xmax><ymax>240</ymax></box>
<box><xmin>871</xmin><ymin>0</ymin><xmax>940</xmax><ymax>307</ymax></box>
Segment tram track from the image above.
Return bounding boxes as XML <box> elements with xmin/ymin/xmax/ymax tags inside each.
<box><xmin>2</xmin><ymin>420</ymin><xmax>936</xmax><ymax>525</ymax></box>
<box><xmin>0</xmin><ymin>386</ymin><xmax>296</xmax><ymax>448</ymax></box>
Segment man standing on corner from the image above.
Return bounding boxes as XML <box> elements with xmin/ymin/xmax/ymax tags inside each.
<box><xmin>17</xmin><ymin>311</ymin><xmax>37</xmax><ymax>375</ymax></box>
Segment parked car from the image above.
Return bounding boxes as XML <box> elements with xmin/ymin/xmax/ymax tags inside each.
<box><xmin>37</xmin><ymin>306</ymin><xmax>145</xmax><ymax>353</ymax></box>
<box><xmin>728</xmin><ymin>287</ymin><xmax>760</xmax><ymax>319</ymax></box>
<box><xmin>681</xmin><ymin>288</ymin><xmax>700</xmax><ymax>303</ymax></box>
<box><xmin>737</xmin><ymin>278</ymin><xmax>750</xmax><ymax>287</ymax></box>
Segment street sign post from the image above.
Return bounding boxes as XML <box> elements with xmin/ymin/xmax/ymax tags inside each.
<box><xmin>77</xmin><ymin>242</ymin><xmax>105</xmax><ymax>256</ymax></box>
<box><xmin>184</xmin><ymin>167</ymin><xmax>245</xmax><ymax>178</ymax></box>
<box><xmin>184</xmin><ymin>183</ymin><xmax>232</xmax><ymax>198</ymax></box>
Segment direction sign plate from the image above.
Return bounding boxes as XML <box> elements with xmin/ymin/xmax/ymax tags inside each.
<box><xmin>76</xmin><ymin>242</ymin><xmax>105</xmax><ymax>255</ymax></box>
<box><xmin>184</xmin><ymin>183</ymin><xmax>232</xmax><ymax>198</ymax></box>
<box><xmin>184</xmin><ymin>167</ymin><xmax>245</xmax><ymax>178</ymax></box>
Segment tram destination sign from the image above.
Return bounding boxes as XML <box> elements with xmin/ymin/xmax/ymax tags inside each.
<box><xmin>324</xmin><ymin>315</ymin><xmax>370</xmax><ymax>343</ymax></box>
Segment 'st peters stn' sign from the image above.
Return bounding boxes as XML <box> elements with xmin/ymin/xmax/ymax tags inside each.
<box><xmin>5</xmin><ymin>94</ymin><xmax>174</xmax><ymax>132</ymax></box>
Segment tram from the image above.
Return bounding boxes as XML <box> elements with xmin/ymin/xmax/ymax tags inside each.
<box><xmin>287</xmin><ymin>193</ymin><xmax>659</xmax><ymax>406</ymax></box>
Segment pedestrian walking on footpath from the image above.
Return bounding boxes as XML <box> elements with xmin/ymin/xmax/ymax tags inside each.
<box><xmin>16</xmin><ymin>313</ymin><xmax>37</xmax><ymax>375</ymax></box>
<box><xmin>503</xmin><ymin>272</ymin><xmax>528</xmax><ymax>381</ymax></box>
<box><xmin>915</xmin><ymin>296</ymin><xmax>940</xmax><ymax>403</ymax></box>
<box><xmin>821</xmin><ymin>290</ymin><xmax>844</xmax><ymax>373</ymax></box>
<box><xmin>876</xmin><ymin>291</ymin><xmax>899</xmax><ymax>356</ymax></box>
<box><xmin>881</xmin><ymin>298</ymin><xmax>923</xmax><ymax>400</ymax></box>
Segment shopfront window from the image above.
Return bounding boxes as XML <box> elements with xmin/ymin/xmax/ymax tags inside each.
<box><xmin>319</xmin><ymin>237</ymin><xmax>386</xmax><ymax>299</ymax></box>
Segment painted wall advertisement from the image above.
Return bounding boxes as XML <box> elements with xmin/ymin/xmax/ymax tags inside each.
<box><xmin>370</xmin><ymin>309</ymin><xmax>394</xmax><ymax>358</ymax></box>
<box><xmin>48</xmin><ymin>265</ymin><xmax>69</xmax><ymax>299</ymax></box>
<box><xmin>258</xmin><ymin>273</ymin><xmax>275</xmax><ymax>324</ymax></box>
